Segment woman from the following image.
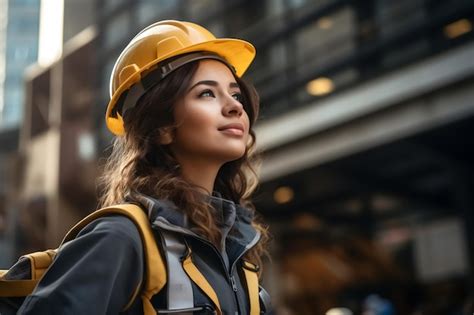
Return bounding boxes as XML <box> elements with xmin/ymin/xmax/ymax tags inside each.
<box><xmin>18</xmin><ymin>20</ymin><xmax>270</xmax><ymax>314</ymax></box>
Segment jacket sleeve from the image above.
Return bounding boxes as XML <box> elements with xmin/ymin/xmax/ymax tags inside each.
<box><xmin>18</xmin><ymin>215</ymin><xmax>144</xmax><ymax>315</ymax></box>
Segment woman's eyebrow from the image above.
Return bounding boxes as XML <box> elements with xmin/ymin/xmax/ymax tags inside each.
<box><xmin>229</xmin><ymin>82</ymin><xmax>239</xmax><ymax>89</ymax></box>
<box><xmin>188</xmin><ymin>80</ymin><xmax>240</xmax><ymax>92</ymax></box>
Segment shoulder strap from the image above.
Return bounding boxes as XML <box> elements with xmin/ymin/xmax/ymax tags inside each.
<box><xmin>62</xmin><ymin>204</ymin><xmax>166</xmax><ymax>315</ymax></box>
<box><xmin>242</xmin><ymin>261</ymin><xmax>261</xmax><ymax>315</ymax></box>
<box><xmin>181</xmin><ymin>245</ymin><xmax>223</xmax><ymax>315</ymax></box>
<box><xmin>0</xmin><ymin>250</ymin><xmax>57</xmax><ymax>297</ymax></box>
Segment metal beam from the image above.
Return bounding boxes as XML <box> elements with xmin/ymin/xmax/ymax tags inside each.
<box><xmin>256</xmin><ymin>41</ymin><xmax>474</xmax><ymax>151</ymax></box>
<box><xmin>258</xmin><ymin>78</ymin><xmax>474</xmax><ymax>182</ymax></box>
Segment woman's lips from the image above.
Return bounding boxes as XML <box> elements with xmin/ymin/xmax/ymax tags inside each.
<box><xmin>220</xmin><ymin>128</ymin><xmax>244</xmax><ymax>136</ymax></box>
<box><xmin>218</xmin><ymin>123</ymin><xmax>245</xmax><ymax>136</ymax></box>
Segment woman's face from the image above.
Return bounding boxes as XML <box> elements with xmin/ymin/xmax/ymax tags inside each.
<box><xmin>169</xmin><ymin>59</ymin><xmax>250</xmax><ymax>165</ymax></box>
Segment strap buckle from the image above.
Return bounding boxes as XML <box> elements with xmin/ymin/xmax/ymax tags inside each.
<box><xmin>242</xmin><ymin>260</ymin><xmax>260</xmax><ymax>273</ymax></box>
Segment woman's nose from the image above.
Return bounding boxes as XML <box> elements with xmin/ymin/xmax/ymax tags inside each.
<box><xmin>223</xmin><ymin>95</ymin><xmax>243</xmax><ymax>117</ymax></box>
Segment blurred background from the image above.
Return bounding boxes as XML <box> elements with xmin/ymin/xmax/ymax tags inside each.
<box><xmin>0</xmin><ymin>0</ymin><xmax>473</xmax><ymax>314</ymax></box>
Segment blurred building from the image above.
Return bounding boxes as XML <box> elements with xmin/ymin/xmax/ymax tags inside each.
<box><xmin>0</xmin><ymin>0</ymin><xmax>40</xmax><ymax>127</ymax></box>
<box><xmin>0</xmin><ymin>0</ymin><xmax>94</xmax><ymax>264</ymax></box>
<box><xmin>1</xmin><ymin>0</ymin><xmax>473</xmax><ymax>314</ymax></box>
<box><xmin>0</xmin><ymin>0</ymin><xmax>41</xmax><ymax>267</ymax></box>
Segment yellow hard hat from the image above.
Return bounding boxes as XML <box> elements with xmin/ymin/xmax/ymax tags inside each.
<box><xmin>106</xmin><ymin>20</ymin><xmax>256</xmax><ymax>136</ymax></box>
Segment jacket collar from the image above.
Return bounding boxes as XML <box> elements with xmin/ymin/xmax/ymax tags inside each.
<box><xmin>129</xmin><ymin>192</ymin><xmax>259</xmax><ymax>250</ymax></box>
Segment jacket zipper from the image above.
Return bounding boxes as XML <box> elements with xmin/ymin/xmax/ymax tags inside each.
<box><xmin>153</xmin><ymin>218</ymin><xmax>261</xmax><ymax>314</ymax></box>
<box><xmin>229</xmin><ymin>231</ymin><xmax>260</xmax><ymax>313</ymax></box>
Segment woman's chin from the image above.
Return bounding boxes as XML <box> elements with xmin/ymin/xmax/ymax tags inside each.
<box><xmin>218</xmin><ymin>148</ymin><xmax>246</xmax><ymax>163</ymax></box>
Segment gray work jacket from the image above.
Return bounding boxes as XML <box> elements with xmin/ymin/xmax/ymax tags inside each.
<box><xmin>18</xmin><ymin>193</ymin><xmax>266</xmax><ymax>314</ymax></box>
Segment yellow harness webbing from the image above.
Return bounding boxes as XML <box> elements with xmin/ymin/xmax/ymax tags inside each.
<box><xmin>0</xmin><ymin>250</ymin><xmax>56</xmax><ymax>297</ymax></box>
<box><xmin>243</xmin><ymin>261</ymin><xmax>260</xmax><ymax>315</ymax></box>
<box><xmin>182</xmin><ymin>251</ymin><xmax>223</xmax><ymax>315</ymax></box>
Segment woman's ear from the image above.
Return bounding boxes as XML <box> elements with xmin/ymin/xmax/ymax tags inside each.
<box><xmin>158</xmin><ymin>127</ymin><xmax>174</xmax><ymax>145</ymax></box>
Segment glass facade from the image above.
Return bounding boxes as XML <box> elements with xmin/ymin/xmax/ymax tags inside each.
<box><xmin>102</xmin><ymin>0</ymin><xmax>127</xmax><ymax>14</ymax></box>
<box><xmin>104</xmin><ymin>10</ymin><xmax>131</xmax><ymax>49</ymax></box>
<box><xmin>138</xmin><ymin>0</ymin><xmax>178</xmax><ymax>26</ymax></box>
<box><xmin>0</xmin><ymin>0</ymin><xmax>40</xmax><ymax>128</ymax></box>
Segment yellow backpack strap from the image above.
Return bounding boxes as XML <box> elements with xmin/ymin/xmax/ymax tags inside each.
<box><xmin>181</xmin><ymin>246</ymin><xmax>222</xmax><ymax>315</ymax></box>
<box><xmin>26</xmin><ymin>249</ymin><xmax>57</xmax><ymax>280</ymax></box>
<box><xmin>242</xmin><ymin>261</ymin><xmax>260</xmax><ymax>315</ymax></box>
<box><xmin>62</xmin><ymin>204</ymin><xmax>166</xmax><ymax>315</ymax></box>
<box><xmin>0</xmin><ymin>279</ymin><xmax>38</xmax><ymax>297</ymax></box>
<box><xmin>0</xmin><ymin>249</ymin><xmax>57</xmax><ymax>297</ymax></box>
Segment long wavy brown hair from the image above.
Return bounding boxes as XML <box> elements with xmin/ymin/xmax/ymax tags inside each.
<box><xmin>98</xmin><ymin>59</ymin><xmax>269</xmax><ymax>271</ymax></box>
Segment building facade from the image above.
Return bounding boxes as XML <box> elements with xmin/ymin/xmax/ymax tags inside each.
<box><xmin>0</xmin><ymin>0</ymin><xmax>40</xmax><ymax>128</ymax></box>
<box><xmin>0</xmin><ymin>0</ymin><xmax>41</xmax><ymax>267</ymax></box>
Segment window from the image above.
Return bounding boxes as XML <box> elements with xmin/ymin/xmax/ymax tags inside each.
<box><xmin>294</xmin><ymin>7</ymin><xmax>356</xmax><ymax>76</ymax></box>
<box><xmin>104</xmin><ymin>11</ymin><xmax>131</xmax><ymax>49</ymax></box>
<box><xmin>103</xmin><ymin>0</ymin><xmax>127</xmax><ymax>14</ymax></box>
<box><xmin>137</xmin><ymin>0</ymin><xmax>177</xmax><ymax>26</ymax></box>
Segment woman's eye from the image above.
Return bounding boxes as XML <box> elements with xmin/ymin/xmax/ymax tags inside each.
<box><xmin>199</xmin><ymin>90</ymin><xmax>215</xmax><ymax>98</ymax></box>
<box><xmin>232</xmin><ymin>93</ymin><xmax>243</xmax><ymax>103</ymax></box>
